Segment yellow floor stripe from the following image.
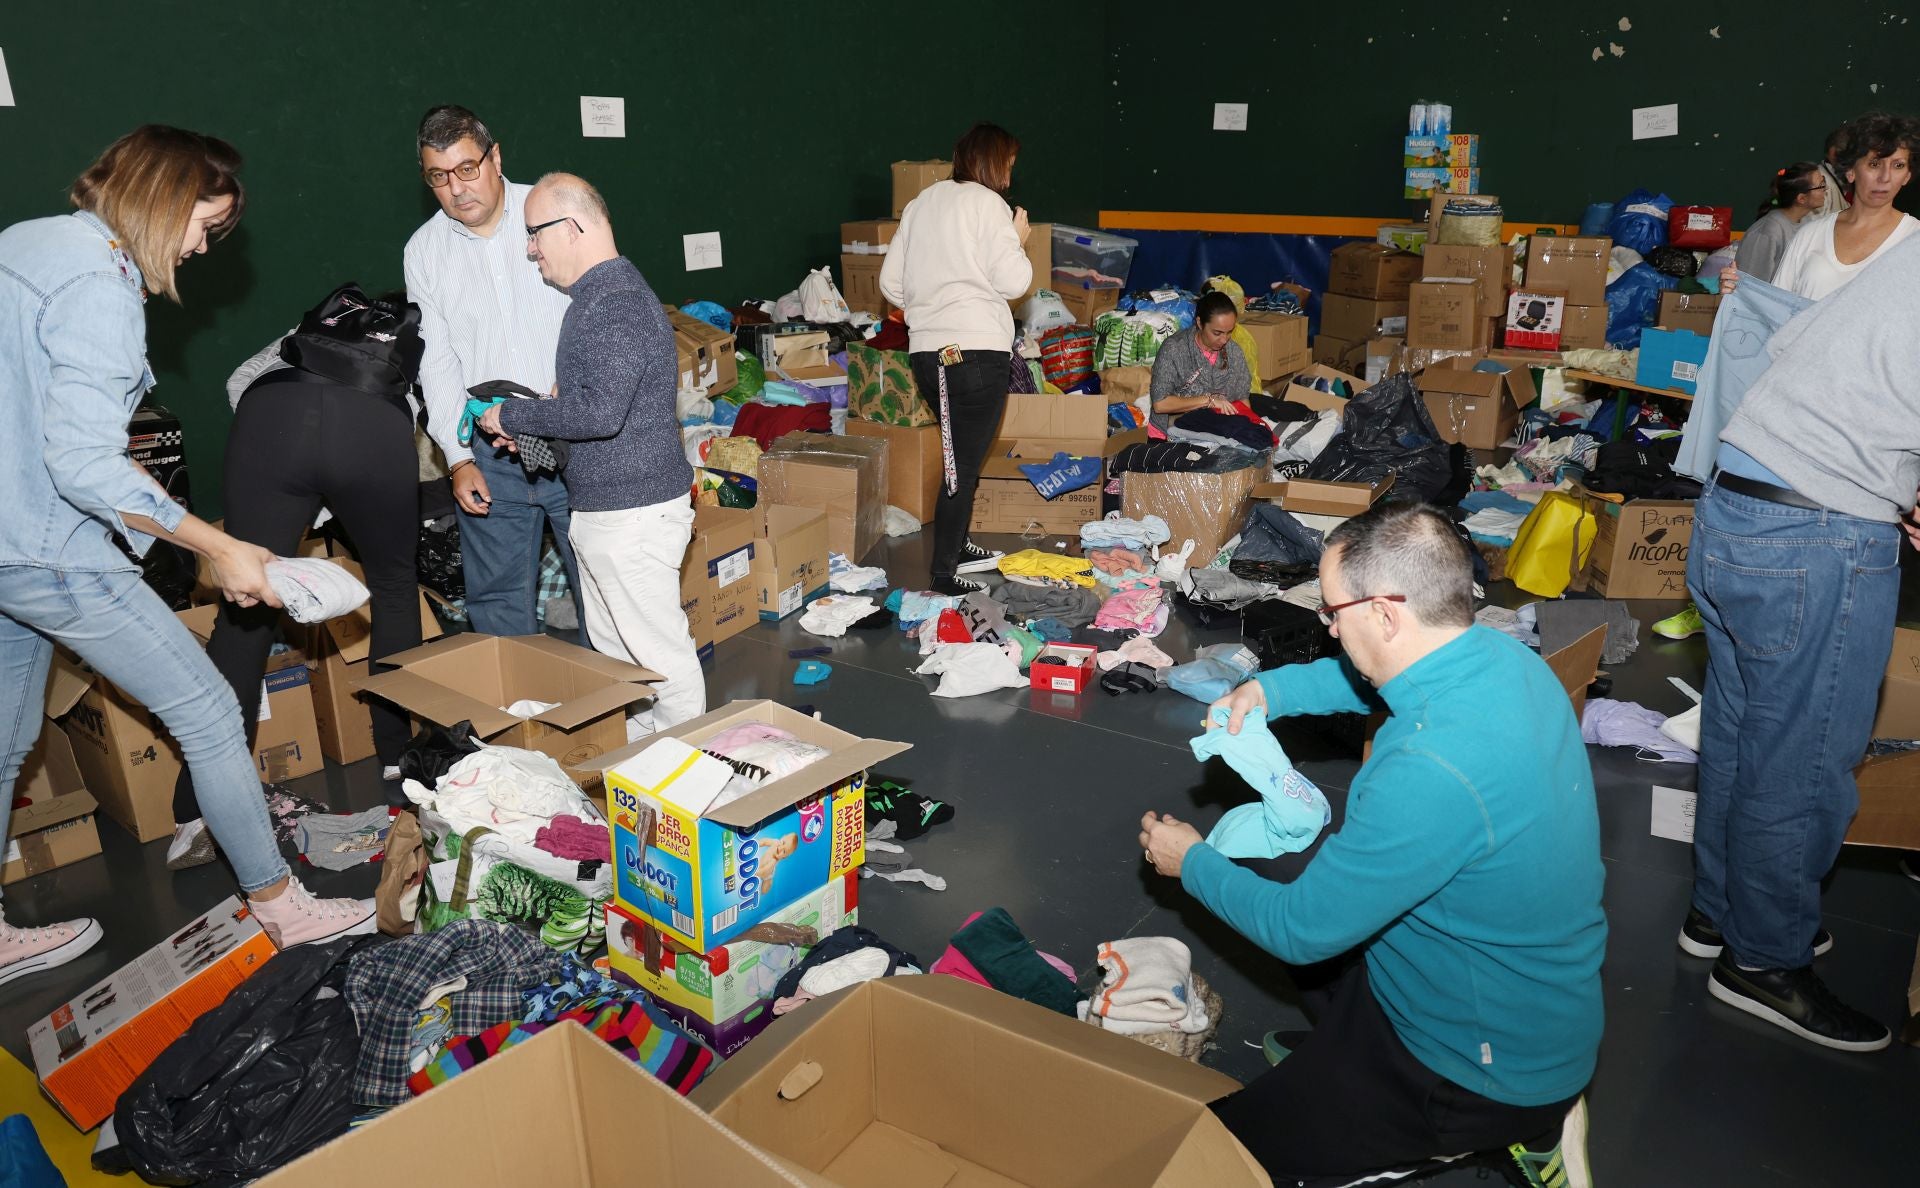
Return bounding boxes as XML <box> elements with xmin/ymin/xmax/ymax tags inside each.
<box><xmin>1</xmin><ymin>1046</ymin><xmax>121</xmax><ymax>1186</ymax></box>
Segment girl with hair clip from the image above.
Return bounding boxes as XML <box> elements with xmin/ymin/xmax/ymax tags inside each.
<box><xmin>1733</xmin><ymin>162</ymin><xmax>1826</xmax><ymax>283</ymax></box>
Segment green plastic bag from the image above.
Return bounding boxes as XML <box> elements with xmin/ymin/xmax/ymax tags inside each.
<box><xmin>722</xmin><ymin>351</ymin><xmax>763</xmax><ymax>403</ymax></box>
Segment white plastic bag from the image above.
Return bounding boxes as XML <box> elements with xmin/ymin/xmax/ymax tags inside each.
<box><xmin>676</xmin><ymin>385</ymin><xmax>714</xmax><ymax>423</ymax></box>
<box><xmin>1020</xmin><ymin>289</ymin><xmax>1075</xmax><ymax>333</ymax></box>
<box><xmin>801</xmin><ymin>267</ymin><xmax>852</xmax><ymax>324</ymax></box>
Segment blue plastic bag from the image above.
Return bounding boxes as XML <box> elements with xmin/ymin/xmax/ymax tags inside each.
<box><xmin>1166</xmin><ymin>644</ymin><xmax>1261</xmax><ymax>704</ymax></box>
<box><xmin>1120</xmin><ymin>287</ymin><xmax>1198</xmax><ymax>329</ymax></box>
<box><xmin>0</xmin><ymin>1115</ymin><xmax>62</xmax><ymax>1188</ymax></box>
<box><xmin>680</xmin><ymin>300</ymin><xmax>733</xmax><ymax>332</ymax></box>
<box><xmin>1606</xmin><ymin>189</ymin><xmax>1674</xmax><ymax>256</ymax></box>
<box><xmin>1603</xmin><ymin>262</ymin><xmax>1679</xmax><ymax>350</ymax></box>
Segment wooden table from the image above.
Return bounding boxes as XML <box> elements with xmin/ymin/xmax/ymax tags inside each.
<box><xmin>1564</xmin><ymin>369</ymin><xmax>1694</xmax><ymax>440</ymax></box>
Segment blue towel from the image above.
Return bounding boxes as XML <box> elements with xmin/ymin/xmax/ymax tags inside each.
<box><xmin>1190</xmin><ymin>706</ymin><xmax>1331</xmax><ymax>858</ymax></box>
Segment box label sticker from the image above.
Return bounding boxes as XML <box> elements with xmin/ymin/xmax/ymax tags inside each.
<box><xmin>1651</xmin><ymin>785</ymin><xmax>1696</xmax><ymax>842</ymax></box>
<box><xmin>777</xmin><ymin>582</ymin><xmax>803</xmax><ymax>615</ymax></box>
<box><xmin>1686</xmin><ymin>212</ymin><xmax>1717</xmax><ymax>230</ymax></box>
<box><xmin>4</xmin><ymin>839</ymin><xmax>19</xmax><ymax>863</ymax></box>
<box><xmin>1671</xmin><ymin>361</ymin><xmax>1699</xmax><ymax>382</ymax></box>
<box><xmin>1050</xmin><ymin>676</ymin><xmax>1075</xmax><ymax>691</ymax></box>
<box><xmin>257</xmin><ymin>683</ymin><xmax>272</xmax><ymax>722</ymax></box>
<box><xmin>713</xmin><ymin>549</ymin><xmax>752</xmax><ymax>588</ymax></box>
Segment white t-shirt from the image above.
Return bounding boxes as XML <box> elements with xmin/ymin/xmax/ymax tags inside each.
<box><xmin>1771</xmin><ymin>211</ymin><xmax>1920</xmax><ymax>300</ymax></box>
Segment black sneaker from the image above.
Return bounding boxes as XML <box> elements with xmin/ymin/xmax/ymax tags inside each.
<box><xmin>929</xmin><ymin>574</ymin><xmax>987</xmax><ymax>596</ymax></box>
<box><xmin>1677</xmin><ymin>906</ymin><xmax>1832</xmax><ymax>960</ymax></box>
<box><xmin>955</xmin><ymin>540</ymin><xmax>1004</xmax><ymax>574</ymax></box>
<box><xmin>1900</xmin><ymin>853</ymin><xmax>1920</xmax><ymax>884</ymax></box>
<box><xmin>1707</xmin><ymin>955</ymin><xmax>1891</xmax><ymax>1052</ymax></box>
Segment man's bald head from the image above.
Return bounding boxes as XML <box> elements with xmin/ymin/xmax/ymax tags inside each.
<box><xmin>530</xmin><ymin>171</ymin><xmax>611</xmax><ymax>229</ymax></box>
<box><xmin>524</xmin><ymin>171</ymin><xmax>617</xmax><ymax>289</ymax></box>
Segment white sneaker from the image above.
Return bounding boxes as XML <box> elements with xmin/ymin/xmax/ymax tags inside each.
<box><xmin>381</xmin><ymin>765</ymin><xmax>402</xmax><ymax>782</ymax></box>
<box><xmin>249</xmin><ymin>878</ymin><xmax>377</xmax><ymax>948</ymax></box>
<box><xmin>0</xmin><ymin>914</ymin><xmax>104</xmax><ymax>988</ymax></box>
<box><xmin>166</xmin><ymin>818</ymin><xmax>217</xmax><ymax>871</ymax></box>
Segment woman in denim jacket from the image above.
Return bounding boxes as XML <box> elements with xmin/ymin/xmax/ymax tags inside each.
<box><xmin>0</xmin><ymin>127</ymin><xmax>376</xmax><ymax>987</ymax></box>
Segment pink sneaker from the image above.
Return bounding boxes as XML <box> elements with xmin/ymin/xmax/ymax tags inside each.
<box><xmin>249</xmin><ymin>878</ymin><xmax>377</xmax><ymax>948</ymax></box>
<box><xmin>0</xmin><ymin>914</ymin><xmax>104</xmax><ymax>989</ymax></box>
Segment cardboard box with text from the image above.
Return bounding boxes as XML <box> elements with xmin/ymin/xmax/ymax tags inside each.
<box><xmin>752</xmin><ymin>505</ymin><xmax>830</xmax><ymax>621</ymax></box>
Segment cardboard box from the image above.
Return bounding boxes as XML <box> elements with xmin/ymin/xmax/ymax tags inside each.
<box><xmin>752</xmin><ymin>504</ymin><xmax>831</xmax><ymax>621</ymax></box>
<box><xmin>1377</xmin><ymin>222</ymin><xmax>1429</xmax><ymax>254</ymax></box>
<box><xmin>1657</xmin><ymin>291</ymin><xmax>1721</xmax><ymax>336</ymax></box>
<box><xmin>693</xmin><ymin>975</ymin><xmax>1268</xmax><ymax>1188</ymax></box>
<box><xmin>5</xmin><ymin>658</ymin><xmax>101</xmax><ymax>886</ymax></box>
<box><xmin>767</xmin><ymin>330</ymin><xmax>848</xmax><ymax>389</ymax></box>
<box><xmin>1870</xmin><ymin>628</ymin><xmax>1920</xmax><ymax>742</ymax></box>
<box><xmin>1402</xmin><ymin>133</ymin><xmax>1480</xmax><ymax>168</ymax></box>
<box><xmin>670</xmin><ymin>311</ymin><xmax>739</xmax><ymax>395</ymax></box>
<box><xmin>1504</xmin><ymin>286</ymin><xmax>1568</xmax><ymax>351</ymax></box>
<box><xmin>1418</xmin><ymin>356</ymin><xmax>1538</xmax><ymax>450</ymax></box>
<box><xmin>1420</xmin><ymin>242</ymin><xmax>1510</xmax><ymax>319</ymax></box>
<box><xmin>607</xmin><ymin>875</ymin><xmax>858</xmax><ymax>1057</ymax></box>
<box><xmin>1052</xmin><ymin>281</ymin><xmax>1121</xmax><ymax>327</ymax></box>
<box><xmin>758</xmin><ymin>433</ymin><xmax>889</xmax><ymax>564</ymax></box>
<box><xmin>1525</xmin><ymin>236</ymin><xmax>1611</xmax><ymax>306</ymax></box>
<box><xmin>1100</xmin><ymin>364</ymin><xmax>1155</xmax><ymax>407</ymax></box>
<box><xmin>1846</xmin><ymin>751</ymin><xmax>1920</xmax><ymax>850</ymax></box>
<box><xmin>1363</xmin><ymin>336</ymin><xmax>1404</xmax><ymax>385</ymax></box>
<box><xmin>1121</xmin><ymin>464</ymin><xmax>1265</xmax><ymax>568</ymax></box>
<box><xmin>838</xmin><ymin>254</ymin><xmax>889</xmax><ymax>317</ymax></box>
<box><xmin>1286</xmin><ymin>362</ymin><xmax>1368</xmax><ymax>411</ymax></box>
<box><xmin>1010</xmin><ymin>221</ymin><xmax>1052</xmax><ymax>309</ymax></box>
<box><xmin>1403</xmin><ymin>167</ymin><xmax>1481</xmax><ymax>198</ymax></box>
<box><xmin>845</xmin><ymin>341</ymin><xmax>933</xmax><ymax>428</ymax></box>
<box><xmin>1407</xmin><ymin>279</ymin><xmax>1483</xmax><ymax>350</ymax></box>
<box><xmin>971</xmin><ymin>392</ymin><xmax>1147</xmax><ymax>535</ymax></box>
<box><xmin>685</xmin><ymin>506</ymin><xmax>760</xmax><ymax>647</ymax></box>
<box><xmin>260</xmin><ymin>1022</ymin><xmax>821</xmax><ymax>1188</ymax></box>
<box><xmin>1238</xmin><ymin>311</ymin><xmax>1312</xmax><ymax>383</ymax></box>
<box><xmin>1251</xmin><ymin>474</ymin><xmax>1395</xmax><ymax>518</ymax></box>
<box><xmin>846</xmin><ymin>419</ymin><xmax>943</xmax><ymax>524</ymax></box>
<box><xmin>891</xmin><ymin>160</ymin><xmax>951</xmax><ymax>218</ymax></box>
<box><xmin>1029</xmin><ymin>643</ymin><xmax>1098</xmax><ymax>694</ymax></box>
<box><xmin>596</xmin><ymin>700</ymin><xmax>907</xmax><ymax>952</ymax></box>
<box><xmin>358</xmin><ymin>635</ymin><xmax>658</xmax><ymax>779</ymax></box>
<box><xmin>840</xmin><ymin>219</ymin><xmax>898</xmax><ymax>255</ymax></box>
<box><xmin>1319</xmin><ymin>293</ymin><xmax>1409</xmax><ymax>342</ymax></box>
<box><xmin>1560</xmin><ymin>304</ymin><xmax>1609</xmax><ymax>351</ymax></box>
<box><xmin>1311</xmin><ymin>334</ymin><xmax>1364</xmax><ymax>371</ymax></box>
<box><xmin>60</xmin><ymin>609</ymin><xmax>322</xmax><ymax>843</ymax></box>
<box><xmin>1326</xmin><ymin>243</ymin><xmax>1422</xmax><ymax>300</ymax></box>
<box><xmin>1585</xmin><ymin>496</ymin><xmax>1694</xmax><ymax>599</ymax></box>
<box><xmin>307</xmin><ymin>563</ymin><xmax>445</xmax><ymax>766</ymax></box>
<box><xmin>1635</xmin><ymin>328</ymin><xmax>1711</xmax><ymax>395</ymax></box>
<box><xmin>29</xmin><ymin>896</ymin><xmax>276</xmax><ymax>1129</ymax></box>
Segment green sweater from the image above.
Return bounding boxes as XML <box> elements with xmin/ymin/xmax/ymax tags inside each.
<box><xmin>1181</xmin><ymin>626</ymin><xmax>1606</xmax><ymax>1106</ymax></box>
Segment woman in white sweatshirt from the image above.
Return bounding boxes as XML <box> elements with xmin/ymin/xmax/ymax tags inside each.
<box><xmin>879</xmin><ymin>123</ymin><xmax>1032</xmax><ymax>594</ymax></box>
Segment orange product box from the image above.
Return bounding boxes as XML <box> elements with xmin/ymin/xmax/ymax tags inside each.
<box><xmin>27</xmin><ymin>895</ymin><xmax>277</xmax><ymax>1129</ymax></box>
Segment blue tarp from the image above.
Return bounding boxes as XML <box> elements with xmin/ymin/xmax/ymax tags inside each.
<box><xmin>1107</xmin><ymin>229</ymin><xmax>1356</xmax><ymax>335</ymax></box>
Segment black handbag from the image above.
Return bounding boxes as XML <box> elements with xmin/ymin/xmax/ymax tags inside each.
<box><xmin>279</xmin><ymin>283</ymin><xmax>424</xmax><ymax>402</ymax></box>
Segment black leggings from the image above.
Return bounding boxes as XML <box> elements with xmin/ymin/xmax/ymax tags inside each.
<box><xmin>909</xmin><ymin>350</ymin><xmax>1009</xmax><ymax>582</ymax></box>
<box><xmin>173</xmin><ymin>376</ymin><xmax>422</xmax><ymax>823</ymax></box>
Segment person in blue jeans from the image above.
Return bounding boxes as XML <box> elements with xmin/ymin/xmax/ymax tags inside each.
<box><xmin>403</xmin><ymin>104</ymin><xmax>579</xmax><ymax>636</ymax></box>
<box><xmin>1682</xmin><ymin>228</ymin><xmax>1920</xmax><ymax>1053</ymax></box>
<box><xmin>0</xmin><ymin>127</ymin><xmax>377</xmax><ymax>989</ymax></box>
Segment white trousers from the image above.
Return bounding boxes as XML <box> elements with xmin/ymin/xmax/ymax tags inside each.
<box><xmin>567</xmin><ymin>495</ymin><xmax>707</xmax><ymax>731</ymax></box>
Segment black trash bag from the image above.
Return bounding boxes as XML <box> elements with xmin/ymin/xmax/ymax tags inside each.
<box><xmin>1301</xmin><ymin>372</ymin><xmax>1453</xmax><ymax>502</ymax></box>
<box><xmin>1644</xmin><ymin>245</ymin><xmax>1698</xmax><ymax>278</ymax></box>
<box><xmin>416</xmin><ymin>477</ymin><xmax>465</xmax><ymax>601</ymax></box>
<box><xmin>396</xmin><ymin>718</ymin><xmax>483</xmax><ymax>786</ymax></box>
<box><xmin>115</xmin><ymin>936</ymin><xmax>380</xmax><ymax>1186</ymax></box>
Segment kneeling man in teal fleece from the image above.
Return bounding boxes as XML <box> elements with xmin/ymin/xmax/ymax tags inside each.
<box><xmin>1141</xmin><ymin>503</ymin><xmax>1605</xmax><ymax>1188</ymax></box>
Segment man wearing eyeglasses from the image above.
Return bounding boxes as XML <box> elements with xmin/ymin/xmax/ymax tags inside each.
<box><xmin>403</xmin><ymin>104</ymin><xmax>579</xmax><ymax>638</ymax></box>
<box><xmin>1139</xmin><ymin>504</ymin><xmax>1604</xmax><ymax>1187</ymax></box>
<box><xmin>474</xmin><ymin>174</ymin><xmax>704</xmax><ymax>732</ymax></box>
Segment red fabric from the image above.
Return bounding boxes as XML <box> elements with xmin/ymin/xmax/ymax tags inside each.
<box><xmin>731</xmin><ymin>401</ymin><xmax>831</xmax><ymax>450</ymax></box>
<box><xmin>865</xmin><ymin>316</ymin><xmax>910</xmax><ymax>352</ymax></box>
<box><xmin>935</xmin><ymin>609</ymin><xmax>971</xmax><ymax>644</ymax></box>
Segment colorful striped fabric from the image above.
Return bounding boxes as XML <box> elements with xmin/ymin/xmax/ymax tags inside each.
<box><xmin>406</xmin><ymin>997</ymin><xmax>716</xmax><ymax>1098</ymax></box>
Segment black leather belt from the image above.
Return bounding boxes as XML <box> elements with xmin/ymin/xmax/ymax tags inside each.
<box><xmin>1712</xmin><ymin>469</ymin><xmax>1824</xmax><ymax>512</ymax></box>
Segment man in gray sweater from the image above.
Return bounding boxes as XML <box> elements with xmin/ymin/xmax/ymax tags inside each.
<box><xmin>479</xmin><ymin>172</ymin><xmax>704</xmax><ymax>730</ymax></box>
<box><xmin>1681</xmin><ymin>230</ymin><xmax>1920</xmax><ymax>1054</ymax></box>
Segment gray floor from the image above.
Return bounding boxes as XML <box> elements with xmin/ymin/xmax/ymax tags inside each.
<box><xmin>5</xmin><ymin>525</ymin><xmax>1919</xmax><ymax>1185</ymax></box>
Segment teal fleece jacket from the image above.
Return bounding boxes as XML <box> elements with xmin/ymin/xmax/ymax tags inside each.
<box><xmin>1181</xmin><ymin>625</ymin><xmax>1606</xmax><ymax>1106</ymax></box>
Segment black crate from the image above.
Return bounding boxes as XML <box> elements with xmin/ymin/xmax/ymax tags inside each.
<box><xmin>1242</xmin><ymin>599</ymin><xmax>1338</xmax><ymax>670</ymax></box>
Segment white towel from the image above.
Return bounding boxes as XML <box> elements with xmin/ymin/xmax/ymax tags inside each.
<box><xmin>1088</xmin><ymin>937</ymin><xmax>1194</xmax><ymax>1024</ymax></box>
<box><xmin>1076</xmin><ymin>983</ymin><xmax>1212</xmax><ymax>1034</ymax></box>
<box><xmin>266</xmin><ymin>557</ymin><xmax>369</xmax><ymax>623</ymax></box>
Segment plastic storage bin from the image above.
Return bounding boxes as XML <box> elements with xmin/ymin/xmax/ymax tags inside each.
<box><xmin>1050</xmin><ymin>224</ymin><xmax>1139</xmax><ymax>289</ymax></box>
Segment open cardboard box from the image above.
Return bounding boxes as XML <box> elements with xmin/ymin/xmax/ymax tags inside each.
<box><xmin>770</xmin><ymin>330</ymin><xmax>849</xmax><ymax>388</ymax></box>
<box><xmin>1418</xmin><ymin>355</ymin><xmax>1539</xmax><ymax>450</ymax></box>
<box><xmin>972</xmin><ymin>392</ymin><xmax>1146</xmax><ymax>534</ymax></box>
<box><xmin>1122</xmin><ymin>465</ymin><xmax>1265</xmax><ymax>568</ymax></box>
<box><xmin>590</xmin><ymin>700</ymin><xmax>909</xmax><ymax>952</ymax></box>
<box><xmin>1251</xmin><ymin>473</ymin><xmax>1395</xmax><ymax>519</ymax></box>
<box><xmin>262</xmin><ymin>1022</ymin><xmax>824</xmax><ymax>1187</ymax></box>
<box><xmin>1284</xmin><ymin>363</ymin><xmax>1367</xmax><ymax>413</ymax></box>
<box><xmin>693</xmin><ymin>975</ymin><xmax>1270</xmax><ymax>1187</ymax></box>
<box><xmin>4</xmin><ymin>657</ymin><xmax>101</xmax><ymax>885</ymax></box>
<box><xmin>357</xmin><ymin>635</ymin><xmax>659</xmax><ymax>782</ymax></box>
<box><xmin>307</xmin><ymin>559</ymin><xmax>445</xmax><ymax>765</ymax></box>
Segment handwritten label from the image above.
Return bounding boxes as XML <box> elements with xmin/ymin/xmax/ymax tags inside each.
<box><xmin>1631</xmin><ymin>104</ymin><xmax>1679</xmax><ymax>141</ymax></box>
<box><xmin>1651</xmin><ymin>785</ymin><xmax>1696</xmax><ymax>843</ymax></box>
<box><xmin>1212</xmin><ymin>103</ymin><xmax>1249</xmax><ymax>132</ymax></box>
<box><xmin>580</xmin><ymin>96</ymin><xmax>626</xmax><ymax>138</ymax></box>
<box><xmin>683</xmin><ymin>231</ymin><xmax>723</xmax><ymax>272</ymax></box>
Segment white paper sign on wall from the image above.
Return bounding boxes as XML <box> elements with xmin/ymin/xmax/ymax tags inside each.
<box><xmin>1631</xmin><ymin>104</ymin><xmax>1679</xmax><ymax>140</ymax></box>
<box><xmin>580</xmin><ymin>96</ymin><xmax>625</xmax><ymax>138</ymax></box>
<box><xmin>683</xmin><ymin>232</ymin><xmax>724</xmax><ymax>272</ymax></box>
<box><xmin>1212</xmin><ymin>103</ymin><xmax>1249</xmax><ymax>132</ymax></box>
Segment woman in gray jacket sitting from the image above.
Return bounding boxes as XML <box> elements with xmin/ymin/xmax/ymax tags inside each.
<box><xmin>1147</xmin><ymin>291</ymin><xmax>1251</xmax><ymax>431</ymax></box>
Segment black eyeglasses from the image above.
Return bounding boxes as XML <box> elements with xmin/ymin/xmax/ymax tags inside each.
<box><xmin>525</xmin><ymin>216</ymin><xmax>581</xmax><ymax>242</ymax></box>
<box><xmin>1316</xmin><ymin>593</ymin><xmax>1407</xmax><ymax>627</ymax></box>
<box><xmin>422</xmin><ymin>158</ymin><xmax>487</xmax><ymax>189</ymax></box>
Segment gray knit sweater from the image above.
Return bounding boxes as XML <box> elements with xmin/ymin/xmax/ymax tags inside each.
<box><xmin>1147</xmin><ymin>327</ymin><xmax>1252</xmax><ymax>431</ymax></box>
<box><xmin>499</xmin><ymin>256</ymin><xmax>693</xmax><ymax>512</ymax></box>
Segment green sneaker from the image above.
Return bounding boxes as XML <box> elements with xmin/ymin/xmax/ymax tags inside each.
<box><xmin>1505</xmin><ymin>1096</ymin><xmax>1591</xmax><ymax>1188</ymax></box>
<box><xmin>1260</xmin><ymin>1029</ymin><xmax>1307</xmax><ymax>1065</ymax></box>
<box><xmin>1652</xmin><ymin>604</ymin><xmax>1703</xmax><ymax>640</ymax></box>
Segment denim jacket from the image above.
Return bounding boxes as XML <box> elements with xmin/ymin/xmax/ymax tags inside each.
<box><xmin>0</xmin><ymin>211</ymin><xmax>185</xmax><ymax>570</ymax></box>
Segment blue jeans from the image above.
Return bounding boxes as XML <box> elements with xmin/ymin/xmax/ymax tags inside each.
<box><xmin>0</xmin><ymin>566</ymin><xmax>289</xmax><ymax>899</ymax></box>
<box><xmin>459</xmin><ymin>445</ymin><xmax>580</xmax><ymax>637</ymax></box>
<box><xmin>1685</xmin><ymin>481</ymin><xmax>1900</xmax><ymax>969</ymax></box>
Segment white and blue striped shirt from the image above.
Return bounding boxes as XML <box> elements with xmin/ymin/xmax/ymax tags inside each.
<box><xmin>402</xmin><ymin>179</ymin><xmax>570</xmax><ymax>467</ymax></box>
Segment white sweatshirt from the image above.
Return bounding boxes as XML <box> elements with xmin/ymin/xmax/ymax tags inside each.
<box><xmin>879</xmin><ymin>179</ymin><xmax>1031</xmax><ymax>354</ymax></box>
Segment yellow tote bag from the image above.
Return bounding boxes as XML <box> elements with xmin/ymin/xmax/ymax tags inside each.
<box><xmin>1507</xmin><ymin>491</ymin><xmax>1596</xmax><ymax>597</ymax></box>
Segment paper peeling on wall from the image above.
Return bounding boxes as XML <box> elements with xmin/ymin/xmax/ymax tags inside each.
<box><xmin>1618</xmin><ymin>17</ymin><xmax>1632</xmax><ymax>31</ymax></box>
